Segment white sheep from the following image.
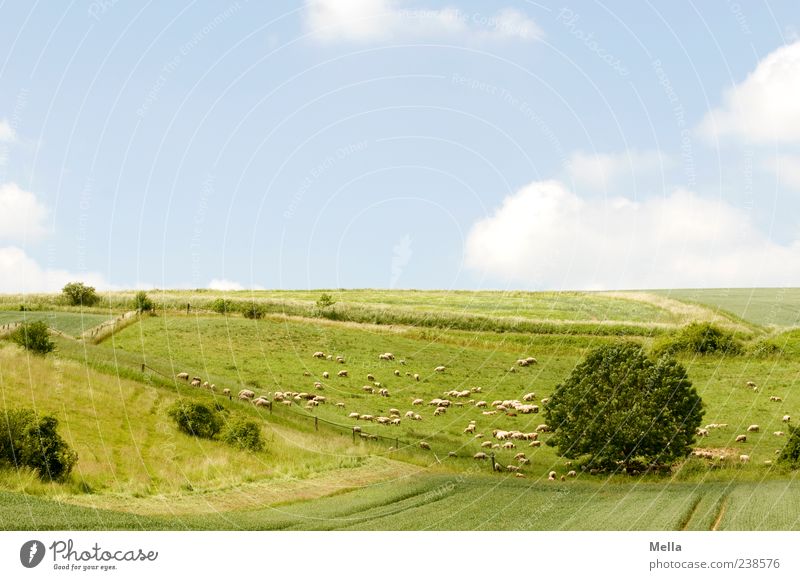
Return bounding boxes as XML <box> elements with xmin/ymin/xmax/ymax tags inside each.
<box><xmin>696</xmin><ymin>428</ymin><xmax>709</xmax><ymax>437</ymax></box>
<box><xmin>379</xmin><ymin>388</ymin><xmax>390</xmax><ymax>397</ymax></box>
<box><xmin>434</xmin><ymin>365</ymin><xmax>446</xmax><ymax>373</ymax></box>
<box><xmin>413</xmin><ymin>373</ymin><xmax>420</xmax><ymax>381</ymax></box>
<box><xmin>735</xmin><ymin>434</ymin><xmax>747</xmax><ymax>442</ymax></box>
<box><xmin>393</xmin><ymin>370</ymin><xmax>400</xmax><ymax>377</ymax></box>
<box><xmin>548</xmin><ymin>471</ymin><xmax>556</xmax><ymax>481</ymax></box>
<box><xmin>348</xmin><ymin>412</ymin><xmax>360</xmax><ymax>419</ymax></box>
<box><xmin>419</xmin><ymin>441</ymin><xmax>430</xmax><ymax>450</ymax></box>
<box><xmin>739</xmin><ymin>454</ymin><xmax>750</xmax><ymax>463</ymax></box>
<box><xmin>474</xmin><ymin>452</ymin><xmax>488</xmax><ymax>460</ymax></box>
<box><xmin>567</xmin><ymin>470</ymin><xmax>577</xmax><ymax>477</ymax></box>
<box><xmin>412</xmin><ymin>398</ymin><xmax>424</xmax><ymax>406</ymax></box>
<box><xmin>770</xmin><ymin>396</ymin><xmax>783</xmax><ymax>402</ymax></box>
<box><xmin>522</xmin><ymin>392</ymin><xmax>536</xmax><ymax>402</ymax></box>
<box><xmin>190</xmin><ymin>378</ymin><xmax>201</xmax><ymax>387</ymax></box>
<box><xmin>405</xmin><ymin>411</ymin><xmax>415</xmax><ymax>418</ymax></box>
<box><xmin>337</xmin><ymin>370</ymin><xmax>348</xmax><ymax>377</ymax></box>
<box><xmin>312</xmin><ymin>351</ymin><xmax>325</xmax><ymax>358</ymax></box>
<box><xmin>176</xmin><ymin>372</ymin><xmax>189</xmax><ymax>381</ymax></box>
<box><xmin>782</xmin><ymin>415</ymin><xmax>791</xmax><ymax>423</ymax></box>
<box><xmin>747</xmin><ymin>424</ymin><xmax>760</xmax><ymax>432</ymax></box>
<box><xmin>322</xmin><ymin>371</ymin><xmax>329</xmax><ymax>379</ymax></box>
<box><xmin>774</xmin><ymin>431</ymin><xmax>785</xmax><ymax>436</ymax></box>
<box><xmin>222</xmin><ymin>388</ymin><xmax>231</xmax><ymax>396</ymax></box>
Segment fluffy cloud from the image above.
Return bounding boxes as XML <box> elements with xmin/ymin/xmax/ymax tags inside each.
<box><xmin>0</xmin><ymin>183</ymin><xmax>49</xmax><ymax>241</ymax></box>
<box><xmin>567</xmin><ymin>150</ymin><xmax>672</xmax><ymax>189</ymax></box>
<box><xmin>304</xmin><ymin>0</ymin><xmax>542</xmax><ymax>43</ymax></box>
<box><xmin>0</xmin><ymin>246</ymin><xmax>112</xmax><ymax>293</ymax></box>
<box><xmin>699</xmin><ymin>41</ymin><xmax>800</xmax><ymax>144</ymax></box>
<box><xmin>465</xmin><ymin>180</ymin><xmax>800</xmax><ymax>290</ymax></box>
<box><xmin>0</xmin><ymin>119</ymin><xmax>15</xmax><ymax>142</ymax></box>
<box><xmin>767</xmin><ymin>155</ymin><xmax>800</xmax><ymax>190</ymax></box>
<box><xmin>208</xmin><ymin>278</ymin><xmax>263</xmax><ymax>291</ymax></box>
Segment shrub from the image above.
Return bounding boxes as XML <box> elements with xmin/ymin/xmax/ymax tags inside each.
<box><xmin>653</xmin><ymin>322</ymin><xmax>742</xmax><ymax>357</ymax></box>
<box><xmin>316</xmin><ymin>293</ymin><xmax>336</xmax><ymax>310</ymax></box>
<box><xmin>748</xmin><ymin>339</ymin><xmax>783</xmax><ymax>358</ymax></box>
<box><xmin>10</xmin><ymin>321</ymin><xmax>55</xmax><ymax>355</ymax></box>
<box><xmin>62</xmin><ymin>282</ymin><xmax>100</xmax><ymax>307</ymax></box>
<box><xmin>221</xmin><ymin>419</ymin><xmax>264</xmax><ymax>452</ymax></box>
<box><xmin>210</xmin><ymin>298</ymin><xmax>233</xmax><ymax>314</ymax></box>
<box><xmin>133</xmin><ymin>291</ymin><xmax>155</xmax><ymax>313</ymax></box>
<box><xmin>242</xmin><ymin>303</ymin><xmax>265</xmax><ymax>320</ymax></box>
<box><xmin>167</xmin><ymin>402</ymin><xmax>222</xmax><ymax>439</ymax></box>
<box><xmin>545</xmin><ymin>342</ymin><xmax>704</xmax><ymax>472</ymax></box>
<box><xmin>777</xmin><ymin>426</ymin><xmax>800</xmax><ymax>469</ymax></box>
<box><xmin>0</xmin><ymin>409</ymin><xmax>78</xmax><ymax>481</ymax></box>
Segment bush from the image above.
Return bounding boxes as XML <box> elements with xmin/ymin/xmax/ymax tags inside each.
<box><xmin>62</xmin><ymin>282</ymin><xmax>100</xmax><ymax>307</ymax></box>
<box><xmin>133</xmin><ymin>291</ymin><xmax>155</xmax><ymax>313</ymax></box>
<box><xmin>545</xmin><ymin>342</ymin><xmax>704</xmax><ymax>472</ymax></box>
<box><xmin>242</xmin><ymin>303</ymin><xmax>265</xmax><ymax>320</ymax></box>
<box><xmin>221</xmin><ymin>419</ymin><xmax>264</xmax><ymax>452</ymax></box>
<box><xmin>748</xmin><ymin>339</ymin><xmax>783</xmax><ymax>358</ymax></box>
<box><xmin>0</xmin><ymin>409</ymin><xmax>78</xmax><ymax>481</ymax></box>
<box><xmin>653</xmin><ymin>322</ymin><xmax>742</xmax><ymax>357</ymax></box>
<box><xmin>10</xmin><ymin>321</ymin><xmax>55</xmax><ymax>355</ymax></box>
<box><xmin>777</xmin><ymin>426</ymin><xmax>800</xmax><ymax>469</ymax></box>
<box><xmin>167</xmin><ymin>402</ymin><xmax>222</xmax><ymax>439</ymax></box>
<box><xmin>210</xmin><ymin>298</ymin><xmax>233</xmax><ymax>314</ymax></box>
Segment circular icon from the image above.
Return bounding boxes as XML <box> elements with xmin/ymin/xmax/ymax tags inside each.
<box><xmin>20</xmin><ymin>540</ymin><xmax>46</xmax><ymax>568</ymax></box>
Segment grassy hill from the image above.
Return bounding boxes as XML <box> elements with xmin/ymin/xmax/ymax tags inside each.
<box><xmin>1</xmin><ymin>288</ymin><xmax>799</xmax><ymax>530</ymax></box>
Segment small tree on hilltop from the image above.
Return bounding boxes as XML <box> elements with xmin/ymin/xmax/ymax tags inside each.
<box><xmin>10</xmin><ymin>321</ymin><xmax>55</xmax><ymax>355</ymax></box>
<box><xmin>544</xmin><ymin>342</ymin><xmax>704</xmax><ymax>473</ymax></box>
<box><xmin>62</xmin><ymin>282</ymin><xmax>100</xmax><ymax>307</ymax></box>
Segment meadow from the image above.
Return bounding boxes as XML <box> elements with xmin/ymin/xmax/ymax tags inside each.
<box><xmin>0</xmin><ymin>288</ymin><xmax>799</xmax><ymax>530</ymax></box>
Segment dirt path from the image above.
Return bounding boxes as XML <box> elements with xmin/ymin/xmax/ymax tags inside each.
<box><xmin>58</xmin><ymin>456</ymin><xmax>423</xmax><ymax>516</ymax></box>
<box><xmin>710</xmin><ymin>494</ymin><xmax>729</xmax><ymax>531</ymax></box>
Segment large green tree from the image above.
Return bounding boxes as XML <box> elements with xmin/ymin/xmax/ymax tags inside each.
<box><xmin>544</xmin><ymin>342</ymin><xmax>704</xmax><ymax>472</ymax></box>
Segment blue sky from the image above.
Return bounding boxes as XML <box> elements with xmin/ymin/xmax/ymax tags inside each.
<box><xmin>1</xmin><ymin>0</ymin><xmax>799</xmax><ymax>292</ymax></box>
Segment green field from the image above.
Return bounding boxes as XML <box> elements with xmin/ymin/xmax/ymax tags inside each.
<box><xmin>649</xmin><ymin>288</ymin><xmax>800</xmax><ymax>327</ymax></box>
<box><xmin>0</xmin><ymin>310</ymin><xmax>115</xmax><ymax>337</ymax></box>
<box><xmin>1</xmin><ymin>288</ymin><xmax>799</xmax><ymax>530</ymax></box>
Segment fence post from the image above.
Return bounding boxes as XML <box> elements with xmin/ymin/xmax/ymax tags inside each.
<box><xmin>395</xmin><ymin>437</ymin><xmax>399</xmax><ymax>449</ymax></box>
<box><xmin>491</xmin><ymin>452</ymin><xmax>496</xmax><ymax>473</ymax></box>
<box><xmin>269</xmin><ymin>401</ymin><xmax>273</xmax><ymax>414</ymax></box>
<box><xmin>187</xmin><ymin>303</ymin><xmax>190</xmax><ymax>314</ymax></box>
<box><xmin>314</xmin><ymin>416</ymin><xmax>319</xmax><ymax>431</ymax></box>
<box><xmin>141</xmin><ymin>363</ymin><xmax>145</xmax><ymax>373</ymax></box>
<box><xmin>352</xmin><ymin>427</ymin><xmax>356</xmax><ymax>443</ymax></box>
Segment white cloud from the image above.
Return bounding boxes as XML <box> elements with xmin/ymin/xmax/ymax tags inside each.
<box><xmin>0</xmin><ymin>119</ymin><xmax>15</xmax><ymax>142</ymax></box>
<box><xmin>465</xmin><ymin>180</ymin><xmax>800</xmax><ymax>290</ymax></box>
<box><xmin>0</xmin><ymin>246</ymin><xmax>112</xmax><ymax>293</ymax></box>
<box><xmin>699</xmin><ymin>41</ymin><xmax>800</xmax><ymax>144</ymax></box>
<box><xmin>208</xmin><ymin>278</ymin><xmax>263</xmax><ymax>291</ymax></box>
<box><xmin>304</xmin><ymin>0</ymin><xmax>542</xmax><ymax>43</ymax></box>
<box><xmin>767</xmin><ymin>155</ymin><xmax>800</xmax><ymax>190</ymax></box>
<box><xmin>0</xmin><ymin>183</ymin><xmax>49</xmax><ymax>241</ymax></box>
<box><xmin>567</xmin><ymin>150</ymin><xmax>672</xmax><ymax>189</ymax></box>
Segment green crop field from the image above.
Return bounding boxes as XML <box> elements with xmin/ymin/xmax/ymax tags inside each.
<box><xmin>1</xmin><ymin>288</ymin><xmax>799</xmax><ymax>530</ymax></box>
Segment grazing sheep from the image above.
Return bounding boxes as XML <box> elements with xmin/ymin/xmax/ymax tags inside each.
<box><xmin>746</xmin><ymin>381</ymin><xmax>757</xmax><ymax>389</ymax></box>
<box><xmin>739</xmin><ymin>454</ymin><xmax>750</xmax><ymax>463</ymax></box>
<box><xmin>222</xmin><ymin>388</ymin><xmax>231</xmax><ymax>396</ymax></box>
<box><xmin>322</xmin><ymin>371</ymin><xmax>330</xmax><ymax>379</ymax></box>
<box><xmin>412</xmin><ymin>398</ymin><xmax>424</xmax><ymax>406</ymax></box>
<box><xmin>434</xmin><ymin>407</ymin><xmax>447</xmax><ymax>416</ymax></box>
<box><xmin>190</xmin><ymin>378</ymin><xmax>202</xmax><ymax>387</ymax></box>
<box><xmin>783</xmin><ymin>415</ymin><xmax>791</xmax><ymax>423</ymax></box>
<box><xmin>475</xmin><ymin>401</ymin><xmax>487</xmax><ymax>408</ymax></box>
<box><xmin>326</xmin><ymin>355</ymin><xmax>333</xmax><ymax>360</ymax></box>
<box><xmin>770</xmin><ymin>396</ymin><xmax>783</xmax><ymax>402</ymax></box>
<box><xmin>359</xmin><ymin>414</ymin><xmax>374</xmax><ymax>422</ymax></box>
<box><xmin>517</xmin><ymin>404</ymin><xmax>539</xmax><ymax>414</ymax></box>
<box><xmin>253</xmin><ymin>397</ymin><xmax>270</xmax><ymax>408</ymax></box>
<box><xmin>313</xmin><ymin>351</ymin><xmax>325</xmax><ymax>358</ymax></box>
<box><xmin>696</xmin><ymin>428</ymin><xmax>709</xmax><ymax>437</ymax></box>
<box><xmin>567</xmin><ymin>470</ymin><xmax>577</xmax><ymax>477</ymax></box>
<box><xmin>202</xmin><ymin>381</ymin><xmax>210</xmax><ymax>389</ymax></box>
<box><xmin>548</xmin><ymin>471</ymin><xmax>556</xmax><ymax>481</ymax></box>
<box><xmin>314</xmin><ymin>382</ymin><xmax>324</xmax><ymax>390</ymax></box>
<box><xmin>352</xmin><ymin>426</ymin><xmax>362</xmax><ymax>433</ymax></box>
<box><xmin>464</xmin><ymin>424</ymin><xmax>476</xmax><ymax>434</ymax></box>
<box><xmin>348</xmin><ymin>412</ymin><xmax>360</xmax><ymax>419</ymax></box>
<box><xmin>367</xmin><ymin>373</ymin><xmax>375</xmax><ymax>381</ymax></box>
<box><xmin>522</xmin><ymin>392</ymin><xmax>536</xmax><ymax>402</ymax></box>
<box><xmin>336</xmin><ymin>402</ymin><xmax>346</xmax><ymax>408</ymax></box>
<box><xmin>379</xmin><ymin>352</ymin><xmax>395</xmax><ymax>361</ymax></box>
<box><xmin>506</xmin><ymin>465</ymin><xmax>520</xmax><ymax>472</ymax></box>
<box><xmin>502</xmin><ymin>441</ymin><xmax>516</xmax><ymax>449</ymax></box>
<box><xmin>525</xmin><ymin>356</ymin><xmax>537</xmax><ymax>365</ymax></box>
<box><xmin>302</xmin><ymin>371</ymin><xmax>311</xmax><ymax>377</ymax></box>
<box><xmin>379</xmin><ymin>388</ymin><xmax>390</xmax><ymax>397</ymax></box>
<box><xmin>514</xmin><ymin>453</ymin><xmax>527</xmax><ymax>461</ymax></box>
<box><xmin>448</xmin><ymin>451</ymin><xmax>457</xmax><ymax>458</ymax></box>
<box><xmin>176</xmin><ymin>372</ymin><xmax>190</xmax><ymax>381</ymax></box>
<box><xmin>281</xmin><ymin>400</ymin><xmax>292</xmax><ymax>406</ymax></box>
<box><xmin>747</xmin><ymin>424</ymin><xmax>760</xmax><ymax>432</ymax></box>
<box><xmin>238</xmin><ymin>389</ymin><xmax>255</xmax><ymax>399</ymax></box>
<box><xmin>474</xmin><ymin>452</ymin><xmax>488</xmax><ymax>460</ymax></box>
<box><xmin>376</xmin><ymin>417</ymin><xmax>391</xmax><ymax>425</ymax></box>
<box><xmin>434</xmin><ymin>365</ymin><xmax>446</xmax><ymax>373</ymax></box>
<box><xmin>413</xmin><ymin>373</ymin><xmax>420</xmax><ymax>381</ymax></box>
<box><xmin>481</xmin><ymin>441</ymin><xmax>493</xmax><ymax>448</ymax></box>
<box><xmin>337</xmin><ymin>370</ymin><xmax>348</xmax><ymax>378</ymax></box>
<box><xmin>736</xmin><ymin>434</ymin><xmax>747</xmax><ymax>442</ymax></box>
<box><xmin>405</xmin><ymin>411</ymin><xmax>415</xmax><ymax>418</ymax></box>
<box><xmin>362</xmin><ymin>386</ymin><xmax>375</xmax><ymax>394</ymax></box>
<box><xmin>528</xmin><ymin>441</ymin><xmax>542</xmax><ymax>447</ymax></box>
<box><xmin>482</xmin><ymin>410</ymin><xmax>498</xmax><ymax>417</ymax></box>
<box><xmin>336</xmin><ymin>356</ymin><xmax>345</xmax><ymax>363</ymax></box>
<box><xmin>774</xmin><ymin>431</ymin><xmax>785</xmax><ymax>436</ymax></box>
<box><xmin>412</xmin><ymin>413</ymin><xmax>422</xmax><ymax>421</ymax></box>
<box><xmin>419</xmin><ymin>441</ymin><xmax>431</xmax><ymax>450</ymax></box>
<box><xmin>393</xmin><ymin>370</ymin><xmax>400</xmax><ymax>377</ymax></box>
<box><xmin>535</xmin><ymin>424</ymin><xmax>551</xmax><ymax>433</ymax></box>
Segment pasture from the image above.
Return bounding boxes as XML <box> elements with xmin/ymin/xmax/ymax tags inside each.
<box><xmin>1</xmin><ymin>288</ymin><xmax>799</xmax><ymax>530</ymax></box>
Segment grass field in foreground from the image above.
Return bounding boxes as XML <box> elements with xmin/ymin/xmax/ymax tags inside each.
<box><xmin>2</xmin><ymin>475</ymin><xmax>799</xmax><ymax>530</ymax></box>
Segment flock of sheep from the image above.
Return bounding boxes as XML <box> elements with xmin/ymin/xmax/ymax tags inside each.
<box><xmin>175</xmin><ymin>353</ymin><xmax>792</xmax><ymax>479</ymax></box>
